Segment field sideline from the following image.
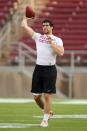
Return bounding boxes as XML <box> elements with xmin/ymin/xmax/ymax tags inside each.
<box><xmin>0</xmin><ymin>98</ymin><xmax>87</xmax><ymax>131</ymax></box>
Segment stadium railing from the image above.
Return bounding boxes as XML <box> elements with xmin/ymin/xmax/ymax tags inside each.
<box><xmin>0</xmin><ymin>41</ymin><xmax>87</xmax><ymax>98</ymax></box>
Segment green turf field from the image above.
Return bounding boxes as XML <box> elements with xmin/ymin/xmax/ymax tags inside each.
<box><xmin>0</xmin><ymin>99</ymin><xmax>87</xmax><ymax>131</ymax></box>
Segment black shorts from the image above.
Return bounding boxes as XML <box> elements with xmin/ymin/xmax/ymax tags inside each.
<box><xmin>31</xmin><ymin>64</ymin><xmax>57</xmax><ymax>94</ymax></box>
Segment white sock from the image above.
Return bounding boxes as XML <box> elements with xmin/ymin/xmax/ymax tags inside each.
<box><xmin>43</xmin><ymin>114</ymin><xmax>49</xmax><ymax>121</ymax></box>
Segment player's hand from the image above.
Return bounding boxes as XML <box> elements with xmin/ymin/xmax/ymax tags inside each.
<box><xmin>47</xmin><ymin>36</ymin><xmax>52</xmax><ymax>44</ymax></box>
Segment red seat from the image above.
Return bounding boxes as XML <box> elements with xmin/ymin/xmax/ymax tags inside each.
<box><xmin>62</xmin><ymin>24</ymin><xmax>87</xmax><ymax>29</ymax></box>
<box><xmin>50</xmin><ymin>0</ymin><xmax>87</xmax><ymax>2</ymax></box>
<box><xmin>0</xmin><ymin>0</ymin><xmax>18</xmax><ymax>27</ymax></box>
<box><xmin>0</xmin><ymin>14</ymin><xmax>6</xmax><ymax>19</ymax></box>
<box><xmin>54</xmin><ymin>30</ymin><xmax>87</xmax><ymax>35</ymax></box>
<box><xmin>19</xmin><ymin>0</ymin><xmax>87</xmax><ymax>62</ymax></box>
<box><xmin>10</xmin><ymin>51</ymin><xmax>19</xmax><ymax>56</ymax></box>
<box><xmin>0</xmin><ymin>8</ymin><xmax>10</xmax><ymax>13</ymax></box>
<box><xmin>64</xmin><ymin>53</ymin><xmax>87</xmax><ymax>57</ymax></box>
<box><xmin>0</xmin><ymin>20</ymin><xmax>4</xmax><ymax>24</ymax></box>
<box><xmin>64</xmin><ymin>47</ymin><xmax>87</xmax><ymax>50</ymax></box>
<box><xmin>42</xmin><ymin>8</ymin><xmax>76</xmax><ymax>13</ymax></box>
<box><xmin>61</xmin><ymin>35</ymin><xmax>87</xmax><ymax>40</ymax></box>
<box><xmin>46</xmin><ymin>3</ymin><xmax>83</xmax><ymax>8</ymax></box>
<box><xmin>0</xmin><ymin>3</ymin><xmax>8</xmax><ymax>7</ymax></box>
<box><xmin>63</xmin><ymin>40</ymin><xmax>87</xmax><ymax>45</ymax></box>
<box><xmin>0</xmin><ymin>0</ymin><xmax>9</xmax><ymax>2</ymax></box>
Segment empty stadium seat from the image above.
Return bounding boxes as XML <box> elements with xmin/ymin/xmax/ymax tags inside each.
<box><xmin>0</xmin><ymin>0</ymin><xmax>18</xmax><ymax>27</ymax></box>
<box><xmin>19</xmin><ymin>0</ymin><xmax>87</xmax><ymax>65</ymax></box>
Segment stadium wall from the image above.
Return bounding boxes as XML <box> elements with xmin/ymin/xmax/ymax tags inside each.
<box><xmin>72</xmin><ymin>73</ymin><xmax>87</xmax><ymax>98</ymax></box>
<box><xmin>0</xmin><ymin>71</ymin><xmax>87</xmax><ymax>98</ymax></box>
<box><xmin>0</xmin><ymin>71</ymin><xmax>32</xmax><ymax>98</ymax></box>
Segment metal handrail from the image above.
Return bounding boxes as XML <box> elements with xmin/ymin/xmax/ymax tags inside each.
<box><xmin>0</xmin><ymin>41</ymin><xmax>87</xmax><ymax>98</ymax></box>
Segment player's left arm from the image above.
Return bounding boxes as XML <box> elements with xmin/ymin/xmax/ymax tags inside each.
<box><xmin>48</xmin><ymin>36</ymin><xmax>64</xmax><ymax>56</ymax></box>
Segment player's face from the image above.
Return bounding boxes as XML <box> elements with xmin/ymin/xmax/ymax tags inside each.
<box><xmin>42</xmin><ymin>22</ymin><xmax>53</xmax><ymax>34</ymax></box>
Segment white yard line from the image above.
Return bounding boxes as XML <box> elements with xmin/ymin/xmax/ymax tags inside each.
<box><xmin>33</xmin><ymin>114</ymin><xmax>87</xmax><ymax>119</ymax></box>
<box><xmin>0</xmin><ymin>114</ymin><xmax>87</xmax><ymax>128</ymax></box>
<box><xmin>0</xmin><ymin>120</ymin><xmax>40</xmax><ymax>122</ymax></box>
<box><xmin>53</xmin><ymin>100</ymin><xmax>87</xmax><ymax>104</ymax></box>
<box><xmin>0</xmin><ymin>99</ymin><xmax>34</xmax><ymax>103</ymax></box>
<box><xmin>0</xmin><ymin>123</ymin><xmax>38</xmax><ymax>128</ymax></box>
<box><xmin>0</xmin><ymin>99</ymin><xmax>87</xmax><ymax>104</ymax></box>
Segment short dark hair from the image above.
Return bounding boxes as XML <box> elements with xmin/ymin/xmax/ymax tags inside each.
<box><xmin>42</xmin><ymin>19</ymin><xmax>54</xmax><ymax>27</ymax></box>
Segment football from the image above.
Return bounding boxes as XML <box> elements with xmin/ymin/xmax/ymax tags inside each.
<box><xmin>25</xmin><ymin>6</ymin><xmax>35</xmax><ymax>18</ymax></box>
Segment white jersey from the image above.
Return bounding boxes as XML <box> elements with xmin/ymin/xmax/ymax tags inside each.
<box><xmin>32</xmin><ymin>32</ymin><xmax>63</xmax><ymax>65</ymax></box>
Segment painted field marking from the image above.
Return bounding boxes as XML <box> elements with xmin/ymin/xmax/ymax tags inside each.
<box><xmin>0</xmin><ymin>99</ymin><xmax>34</xmax><ymax>103</ymax></box>
<box><xmin>0</xmin><ymin>99</ymin><xmax>87</xmax><ymax>104</ymax></box>
<box><xmin>53</xmin><ymin>100</ymin><xmax>87</xmax><ymax>104</ymax></box>
<box><xmin>0</xmin><ymin>114</ymin><xmax>87</xmax><ymax>128</ymax></box>
<box><xmin>0</xmin><ymin>123</ymin><xmax>38</xmax><ymax>128</ymax></box>
<box><xmin>33</xmin><ymin>114</ymin><xmax>87</xmax><ymax>119</ymax></box>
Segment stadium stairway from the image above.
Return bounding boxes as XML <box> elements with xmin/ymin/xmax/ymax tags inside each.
<box><xmin>0</xmin><ymin>0</ymin><xmax>19</xmax><ymax>65</ymax></box>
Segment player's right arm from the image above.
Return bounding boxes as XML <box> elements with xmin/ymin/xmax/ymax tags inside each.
<box><xmin>21</xmin><ymin>16</ymin><xmax>35</xmax><ymax>38</ymax></box>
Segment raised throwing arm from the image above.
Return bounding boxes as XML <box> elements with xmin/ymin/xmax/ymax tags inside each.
<box><xmin>21</xmin><ymin>16</ymin><xmax>35</xmax><ymax>38</ymax></box>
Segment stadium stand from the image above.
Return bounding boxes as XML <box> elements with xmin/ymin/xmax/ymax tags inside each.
<box><xmin>0</xmin><ymin>0</ymin><xmax>87</xmax><ymax>98</ymax></box>
<box><xmin>0</xmin><ymin>0</ymin><xmax>18</xmax><ymax>27</ymax></box>
<box><xmin>0</xmin><ymin>0</ymin><xmax>87</xmax><ymax>66</ymax></box>
<box><xmin>0</xmin><ymin>0</ymin><xmax>19</xmax><ymax>65</ymax></box>
<box><xmin>19</xmin><ymin>0</ymin><xmax>87</xmax><ymax>66</ymax></box>
<box><xmin>0</xmin><ymin>0</ymin><xmax>50</xmax><ymax>65</ymax></box>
